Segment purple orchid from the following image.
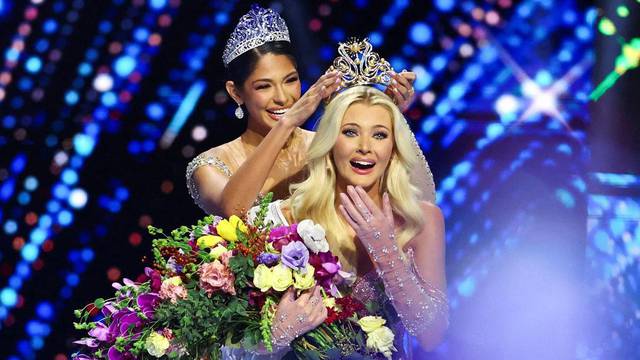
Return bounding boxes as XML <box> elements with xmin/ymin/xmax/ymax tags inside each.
<box><xmin>108</xmin><ymin>346</ymin><xmax>135</xmax><ymax>360</ymax></box>
<box><xmin>309</xmin><ymin>251</ymin><xmax>342</xmax><ymax>290</ymax></box>
<box><xmin>280</xmin><ymin>241</ymin><xmax>309</xmax><ymax>272</ymax></box>
<box><xmin>269</xmin><ymin>224</ymin><xmax>301</xmax><ymax>252</ymax></box>
<box><xmin>137</xmin><ymin>293</ymin><xmax>160</xmax><ymax>320</ymax></box>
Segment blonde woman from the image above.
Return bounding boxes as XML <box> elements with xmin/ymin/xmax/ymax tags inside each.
<box><xmin>262</xmin><ymin>86</ymin><xmax>448</xmax><ymax>358</ymax></box>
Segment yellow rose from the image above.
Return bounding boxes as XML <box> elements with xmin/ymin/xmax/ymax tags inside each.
<box><xmin>323</xmin><ymin>296</ymin><xmax>336</xmax><ymax>309</ymax></box>
<box><xmin>358</xmin><ymin>316</ymin><xmax>387</xmax><ymax>333</ymax></box>
<box><xmin>216</xmin><ymin>216</ymin><xmax>248</xmax><ymax>241</ymax></box>
<box><xmin>366</xmin><ymin>326</ymin><xmax>396</xmax><ymax>360</ymax></box>
<box><xmin>271</xmin><ymin>263</ymin><xmax>294</xmax><ymax>292</ymax></box>
<box><xmin>293</xmin><ymin>264</ymin><xmax>315</xmax><ymax>290</ymax></box>
<box><xmin>209</xmin><ymin>244</ymin><xmax>228</xmax><ymax>260</ymax></box>
<box><xmin>165</xmin><ymin>276</ymin><xmax>182</xmax><ymax>286</ymax></box>
<box><xmin>145</xmin><ymin>332</ymin><xmax>170</xmax><ymax>358</ymax></box>
<box><xmin>196</xmin><ymin>235</ymin><xmax>223</xmax><ymax>249</ymax></box>
<box><xmin>253</xmin><ymin>264</ymin><xmax>273</xmax><ymax>292</ymax></box>
<box><xmin>229</xmin><ymin>215</ymin><xmax>248</xmax><ymax>234</ymax></box>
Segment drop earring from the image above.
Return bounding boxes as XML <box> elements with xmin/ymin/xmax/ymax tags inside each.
<box><xmin>234</xmin><ymin>103</ymin><xmax>244</xmax><ymax>119</ymax></box>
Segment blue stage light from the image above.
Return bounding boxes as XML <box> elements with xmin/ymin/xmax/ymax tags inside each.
<box><xmin>430</xmin><ymin>55</ymin><xmax>447</xmax><ymax>71</ymax></box>
<box><xmin>17</xmin><ymin>192</ymin><xmax>30</xmax><ymax>205</ymax></box>
<box><xmin>38</xmin><ymin>214</ymin><xmax>52</xmax><ymax>228</ymax></box>
<box><xmin>457</xmin><ymin>276</ymin><xmax>476</xmax><ymax>297</ymax></box>
<box><xmin>4</xmin><ymin>219</ymin><xmax>17</xmax><ymax>234</ymax></box>
<box><xmin>73</xmin><ymin>133</ymin><xmax>95</xmax><ymax>156</ymax></box>
<box><xmin>114</xmin><ymin>55</ymin><xmax>137</xmax><ymax>77</ymax></box>
<box><xmin>115</xmin><ymin>187</ymin><xmax>129</xmax><ymax>201</ymax></box>
<box><xmin>22</xmin><ymin>243</ymin><xmax>39</xmax><ymax>262</ymax></box>
<box><xmin>43</xmin><ymin>19</ymin><xmax>58</xmax><ymax>33</ymax></box>
<box><xmin>1</xmin><ymin>288</ymin><xmax>18</xmax><ymax>307</ymax></box>
<box><xmin>410</xmin><ymin>22</ymin><xmax>432</xmax><ymax>45</ymax></box>
<box><xmin>58</xmin><ymin>210</ymin><xmax>73</xmax><ymax>226</ymax></box>
<box><xmin>78</xmin><ymin>62</ymin><xmax>92</xmax><ymax>76</ymax></box>
<box><xmin>1</xmin><ymin>179</ymin><xmax>15</xmax><ymax>201</ymax></box>
<box><xmin>65</xmin><ymin>91</ymin><xmax>79</xmax><ymax>105</ymax></box>
<box><xmin>146</xmin><ymin>103</ymin><xmax>164</xmax><ymax>121</ymax></box>
<box><xmin>81</xmin><ymin>248</ymin><xmax>94</xmax><ymax>262</ymax></box>
<box><xmin>149</xmin><ymin>0</ymin><xmax>167</xmax><ymax>9</ymax></box>
<box><xmin>9</xmin><ymin>275</ymin><xmax>21</xmax><ymax>288</ymax></box>
<box><xmin>535</xmin><ymin>70</ymin><xmax>553</xmax><ymax>87</ymax></box>
<box><xmin>486</xmin><ymin>123</ymin><xmax>504</xmax><ymax>140</ymax></box>
<box><xmin>215</xmin><ymin>12</ymin><xmax>228</xmax><ymax>25</ymax></box>
<box><xmin>30</xmin><ymin>228</ymin><xmax>47</xmax><ymax>245</ymax></box>
<box><xmin>5</xmin><ymin>48</ymin><xmax>19</xmax><ymax>62</ymax></box>
<box><xmin>46</xmin><ymin>199</ymin><xmax>61</xmax><ymax>213</ymax></box>
<box><xmin>18</xmin><ymin>78</ymin><xmax>33</xmax><ymax>91</ymax></box>
<box><xmin>53</xmin><ymin>183</ymin><xmax>70</xmax><ymax>199</ymax></box>
<box><xmin>61</xmin><ymin>169</ymin><xmax>78</xmax><ymax>185</ymax></box>
<box><xmin>11</xmin><ymin>153</ymin><xmax>26</xmax><ymax>173</ymax></box>
<box><xmin>35</xmin><ymin>39</ymin><xmax>49</xmax><ymax>53</ymax></box>
<box><xmin>555</xmin><ymin>188</ymin><xmax>575</xmax><ymax>208</ymax></box>
<box><xmin>453</xmin><ymin>161</ymin><xmax>472</xmax><ymax>177</ymax></box>
<box><xmin>412</xmin><ymin>65</ymin><xmax>432</xmax><ymax>91</ymax></box>
<box><xmin>575</xmin><ymin>26</ymin><xmax>591</xmax><ymax>41</ymax></box>
<box><xmin>69</xmin><ymin>188</ymin><xmax>88</xmax><ymax>209</ymax></box>
<box><xmin>331</xmin><ymin>28</ymin><xmax>345</xmax><ymax>42</ymax></box>
<box><xmin>495</xmin><ymin>94</ymin><xmax>520</xmax><ymax>116</ymax></box>
<box><xmin>31</xmin><ymin>335</ymin><xmax>45</xmax><ymax>349</ymax></box>
<box><xmin>66</xmin><ymin>273</ymin><xmax>79</xmax><ymax>286</ymax></box>
<box><xmin>36</xmin><ymin>301</ymin><xmax>55</xmax><ymax>320</ymax></box>
<box><xmin>101</xmin><ymin>91</ymin><xmax>117</xmax><ymax>107</ymax></box>
<box><xmin>134</xmin><ymin>27</ymin><xmax>150</xmax><ymax>42</ymax></box>
<box><xmin>25</xmin><ymin>57</ymin><xmax>42</xmax><ymax>73</ymax></box>
<box><xmin>435</xmin><ymin>0</ymin><xmax>455</xmax><ymax>12</ymax></box>
<box><xmin>16</xmin><ymin>262</ymin><xmax>30</xmax><ymax>277</ymax></box>
<box><xmin>369</xmin><ymin>31</ymin><xmax>383</xmax><ymax>47</ymax></box>
<box><xmin>2</xmin><ymin>115</ymin><xmax>16</xmax><ymax>128</ymax></box>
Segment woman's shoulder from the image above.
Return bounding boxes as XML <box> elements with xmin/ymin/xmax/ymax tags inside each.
<box><xmin>186</xmin><ymin>137</ymin><xmax>243</xmax><ymax>178</ymax></box>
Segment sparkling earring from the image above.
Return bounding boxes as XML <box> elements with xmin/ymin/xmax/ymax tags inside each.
<box><xmin>235</xmin><ymin>104</ymin><xmax>244</xmax><ymax>119</ymax></box>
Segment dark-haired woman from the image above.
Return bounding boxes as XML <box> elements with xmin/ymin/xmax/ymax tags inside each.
<box><xmin>186</xmin><ymin>6</ymin><xmax>420</xmax><ymax>217</ymax></box>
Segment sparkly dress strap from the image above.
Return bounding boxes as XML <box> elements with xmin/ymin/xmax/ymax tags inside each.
<box><xmin>185</xmin><ymin>152</ymin><xmax>232</xmax><ymax>208</ymax></box>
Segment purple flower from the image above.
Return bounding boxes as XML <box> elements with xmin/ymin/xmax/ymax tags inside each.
<box><xmin>256</xmin><ymin>252</ymin><xmax>279</xmax><ymax>266</ymax></box>
<box><xmin>269</xmin><ymin>224</ymin><xmax>301</xmax><ymax>252</ymax></box>
<box><xmin>137</xmin><ymin>293</ymin><xmax>160</xmax><ymax>319</ymax></box>
<box><xmin>144</xmin><ymin>267</ymin><xmax>162</xmax><ymax>292</ymax></box>
<box><xmin>73</xmin><ymin>338</ymin><xmax>100</xmax><ymax>348</ymax></box>
<box><xmin>280</xmin><ymin>241</ymin><xmax>309</xmax><ymax>272</ymax></box>
<box><xmin>72</xmin><ymin>354</ymin><xmax>97</xmax><ymax>360</ymax></box>
<box><xmin>309</xmin><ymin>251</ymin><xmax>342</xmax><ymax>290</ymax></box>
<box><xmin>108</xmin><ymin>346</ymin><xmax>135</xmax><ymax>360</ymax></box>
<box><xmin>88</xmin><ymin>322</ymin><xmax>110</xmax><ymax>342</ymax></box>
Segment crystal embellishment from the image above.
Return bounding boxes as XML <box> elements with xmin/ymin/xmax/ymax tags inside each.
<box><xmin>222</xmin><ymin>5</ymin><xmax>290</xmax><ymax>66</ymax></box>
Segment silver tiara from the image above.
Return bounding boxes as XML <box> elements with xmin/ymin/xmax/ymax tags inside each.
<box><xmin>328</xmin><ymin>38</ymin><xmax>394</xmax><ymax>89</ymax></box>
<box><xmin>222</xmin><ymin>5</ymin><xmax>290</xmax><ymax>67</ymax></box>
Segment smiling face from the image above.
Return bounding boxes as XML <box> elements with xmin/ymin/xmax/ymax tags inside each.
<box><xmin>235</xmin><ymin>53</ymin><xmax>301</xmax><ymax>135</ymax></box>
<box><xmin>332</xmin><ymin>102</ymin><xmax>394</xmax><ymax>194</ymax></box>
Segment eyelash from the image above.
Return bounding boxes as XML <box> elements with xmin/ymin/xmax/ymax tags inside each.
<box><xmin>341</xmin><ymin>129</ymin><xmax>388</xmax><ymax>139</ymax></box>
<box><xmin>255</xmin><ymin>77</ymin><xmax>298</xmax><ymax>90</ymax></box>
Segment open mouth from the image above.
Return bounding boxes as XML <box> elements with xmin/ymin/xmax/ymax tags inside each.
<box><xmin>266</xmin><ymin>108</ymin><xmax>290</xmax><ymax>119</ymax></box>
<box><xmin>350</xmin><ymin>159</ymin><xmax>375</xmax><ymax>170</ymax></box>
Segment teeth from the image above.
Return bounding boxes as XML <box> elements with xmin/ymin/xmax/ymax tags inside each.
<box><xmin>269</xmin><ymin>108</ymin><xmax>289</xmax><ymax>115</ymax></box>
<box><xmin>354</xmin><ymin>160</ymin><xmax>374</xmax><ymax>166</ymax></box>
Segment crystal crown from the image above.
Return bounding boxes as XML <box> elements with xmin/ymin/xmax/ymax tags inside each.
<box><xmin>222</xmin><ymin>5</ymin><xmax>290</xmax><ymax>67</ymax></box>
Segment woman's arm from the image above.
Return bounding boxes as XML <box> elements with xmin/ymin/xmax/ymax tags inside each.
<box><xmin>191</xmin><ymin>72</ymin><xmax>341</xmax><ymax>216</ymax></box>
<box><xmin>339</xmin><ymin>187</ymin><xmax>448</xmax><ymax>351</ymax></box>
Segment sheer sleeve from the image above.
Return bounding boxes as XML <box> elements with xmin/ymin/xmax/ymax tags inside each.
<box><xmin>185</xmin><ymin>152</ymin><xmax>232</xmax><ymax>211</ymax></box>
<box><xmin>406</xmin><ymin>123</ymin><xmax>436</xmax><ymax>204</ymax></box>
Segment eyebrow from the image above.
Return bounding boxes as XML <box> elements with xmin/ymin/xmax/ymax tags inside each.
<box><xmin>251</xmin><ymin>71</ymin><xmax>298</xmax><ymax>84</ymax></box>
<box><xmin>342</xmin><ymin>122</ymin><xmax>391</xmax><ymax>131</ymax></box>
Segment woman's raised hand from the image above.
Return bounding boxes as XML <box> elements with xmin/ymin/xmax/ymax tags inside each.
<box><xmin>339</xmin><ymin>186</ymin><xmax>397</xmax><ymax>259</ymax></box>
<box><xmin>281</xmin><ymin>71</ymin><xmax>342</xmax><ymax>128</ymax></box>
<box><xmin>385</xmin><ymin>70</ymin><xmax>417</xmax><ymax>113</ymax></box>
<box><xmin>271</xmin><ymin>286</ymin><xmax>327</xmax><ymax>348</ymax></box>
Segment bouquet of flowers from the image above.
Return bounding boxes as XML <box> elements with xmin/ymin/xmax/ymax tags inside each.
<box><xmin>73</xmin><ymin>195</ymin><xmax>397</xmax><ymax>359</ymax></box>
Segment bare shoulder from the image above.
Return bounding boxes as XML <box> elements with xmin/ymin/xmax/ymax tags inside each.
<box><xmin>406</xmin><ymin>201</ymin><xmax>445</xmax><ymax>252</ymax></box>
<box><xmin>419</xmin><ymin>201</ymin><xmax>444</xmax><ymax>226</ymax></box>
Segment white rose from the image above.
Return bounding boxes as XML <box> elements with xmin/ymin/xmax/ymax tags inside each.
<box><xmin>366</xmin><ymin>326</ymin><xmax>396</xmax><ymax>360</ymax></box>
<box><xmin>297</xmin><ymin>219</ymin><xmax>329</xmax><ymax>254</ymax></box>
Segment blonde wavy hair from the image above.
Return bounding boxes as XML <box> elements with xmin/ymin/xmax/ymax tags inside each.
<box><xmin>289</xmin><ymin>86</ymin><xmax>425</xmax><ymax>270</ymax></box>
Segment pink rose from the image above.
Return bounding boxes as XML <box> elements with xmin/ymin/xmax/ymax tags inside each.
<box><xmin>199</xmin><ymin>260</ymin><xmax>236</xmax><ymax>296</ymax></box>
<box><xmin>159</xmin><ymin>279</ymin><xmax>188</xmax><ymax>304</ymax></box>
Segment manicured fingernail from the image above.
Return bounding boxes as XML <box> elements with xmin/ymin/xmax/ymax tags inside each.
<box><xmin>392</xmin><ymin>79</ymin><xmax>397</xmax><ymax>85</ymax></box>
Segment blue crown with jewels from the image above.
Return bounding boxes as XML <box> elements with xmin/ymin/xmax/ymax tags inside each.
<box><xmin>222</xmin><ymin>4</ymin><xmax>291</xmax><ymax>67</ymax></box>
